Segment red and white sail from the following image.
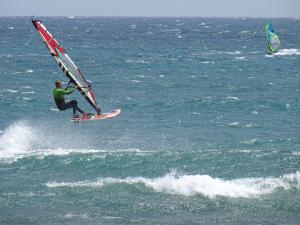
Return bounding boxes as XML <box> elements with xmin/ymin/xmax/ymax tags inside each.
<box><xmin>32</xmin><ymin>18</ymin><xmax>101</xmax><ymax>114</ymax></box>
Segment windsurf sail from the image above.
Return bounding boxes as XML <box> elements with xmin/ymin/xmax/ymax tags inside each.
<box><xmin>32</xmin><ymin>18</ymin><xmax>101</xmax><ymax>114</ymax></box>
<box><xmin>265</xmin><ymin>21</ymin><xmax>280</xmax><ymax>54</ymax></box>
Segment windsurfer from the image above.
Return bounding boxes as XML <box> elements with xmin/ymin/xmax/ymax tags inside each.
<box><xmin>266</xmin><ymin>21</ymin><xmax>280</xmax><ymax>54</ymax></box>
<box><xmin>53</xmin><ymin>80</ymin><xmax>87</xmax><ymax>118</ymax></box>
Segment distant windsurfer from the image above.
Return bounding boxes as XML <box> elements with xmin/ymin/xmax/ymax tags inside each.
<box><xmin>267</xmin><ymin>28</ymin><xmax>275</xmax><ymax>53</ymax></box>
<box><xmin>266</xmin><ymin>21</ymin><xmax>280</xmax><ymax>54</ymax></box>
<box><xmin>53</xmin><ymin>80</ymin><xmax>87</xmax><ymax>118</ymax></box>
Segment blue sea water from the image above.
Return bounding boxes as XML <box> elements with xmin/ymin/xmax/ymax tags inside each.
<box><xmin>0</xmin><ymin>17</ymin><xmax>300</xmax><ymax>224</ymax></box>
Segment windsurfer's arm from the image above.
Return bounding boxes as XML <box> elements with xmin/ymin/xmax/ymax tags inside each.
<box><xmin>63</xmin><ymin>86</ymin><xmax>76</xmax><ymax>95</ymax></box>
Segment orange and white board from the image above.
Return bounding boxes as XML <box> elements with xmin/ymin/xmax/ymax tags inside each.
<box><xmin>71</xmin><ymin>109</ymin><xmax>121</xmax><ymax>122</ymax></box>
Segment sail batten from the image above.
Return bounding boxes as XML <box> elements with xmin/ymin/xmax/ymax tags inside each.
<box><xmin>32</xmin><ymin>18</ymin><xmax>100</xmax><ymax>114</ymax></box>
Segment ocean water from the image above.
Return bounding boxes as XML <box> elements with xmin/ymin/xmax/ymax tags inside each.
<box><xmin>0</xmin><ymin>17</ymin><xmax>300</xmax><ymax>224</ymax></box>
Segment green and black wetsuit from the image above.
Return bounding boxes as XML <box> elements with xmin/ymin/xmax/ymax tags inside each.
<box><xmin>53</xmin><ymin>87</ymin><xmax>84</xmax><ymax>115</ymax></box>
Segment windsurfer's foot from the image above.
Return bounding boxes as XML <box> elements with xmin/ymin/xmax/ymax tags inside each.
<box><xmin>82</xmin><ymin>112</ymin><xmax>92</xmax><ymax>118</ymax></box>
<box><xmin>83</xmin><ymin>112</ymin><xmax>93</xmax><ymax>116</ymax></box>
<box><xmin>73</xmin><ymin>114</ymin><xmax>80</xmax><ymax>119</ymax></box>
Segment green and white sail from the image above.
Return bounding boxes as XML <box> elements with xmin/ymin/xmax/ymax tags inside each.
<box><xmin>265</xmin><ymin>21</ymin><xmax>280</xmax><ymax>54</ymax></box>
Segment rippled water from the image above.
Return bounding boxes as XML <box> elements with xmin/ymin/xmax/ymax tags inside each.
<box><xmin>0</xmin><ymin>17</ymin><xmax>300</xmax><ymax>225</ymax></box>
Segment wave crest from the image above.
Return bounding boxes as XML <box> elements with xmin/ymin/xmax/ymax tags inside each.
<box><xmin>46</xmin><ymin>171</ymin><xmax>300</xmax><ymax>199</ymax></box>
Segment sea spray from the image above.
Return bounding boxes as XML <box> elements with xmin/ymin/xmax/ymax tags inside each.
<box><xmin>0</xmin><ymin>121</ymin><xmax>37</xmax><ymax>159</ymax></box>
<box><xmin>275</xmin><ymin>49</ymin><xmax>300</xmax><ymax>56</ymax></box>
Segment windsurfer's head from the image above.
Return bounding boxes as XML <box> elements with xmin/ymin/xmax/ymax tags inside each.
<box><xmin>55</xmin><ymin>80</ymin><xmax>62</xmax><ymax>88</ymax></box>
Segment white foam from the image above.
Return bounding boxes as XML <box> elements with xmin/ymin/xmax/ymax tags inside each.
<box><xmin>245</xmin><ymin>123</ymin><xmax>254</xmax><ymax>128</ymax></box>
<box><xmin>0</xmin><ymin>122</ymin><xmax>93</xmax><ymax>161</ymax></box>
<box><xmin>130</xmin><ymin>80</ymin><xmax>141</xmax><ymax>83</ymax></box>
<box><xmin>21</xmin><ymin>91</ymin><xmax>35</xmax><ymax>94</ymax></box>
<box><xmin>25</xmin><ymin>69</ymin><xmax>34</xmax><ymax>73</ymax></box>
<box><xmin>265</xmin><ymin>54</ymin><xmax>274</xmax><ymax>58</ymax></box>
<box><xmin>21</xmin><ymin>86</ymin><xmax>31</xmax><ymax>89</ymax></box>
<box><xmin>34</xmin><ymin>148</ymin><xmax>147</xmax><ymax>159</ymax></box>
<box><xmin>0</xmin><ymin>122</ymin><xmax>150</xmax><ymax>162</ymax></box>
<box><xmin>243</xmin><ymin>139</ymin><xmax>257</xmax><ymax>144</ymax></box>
<box><xmin>0</xmin><ymin>145</ymin><xmax>149</xmax><ymax>162</ymax></box>
<box><xmin>239</xmin><ymin>30</ymin><xmax>251</xmax><ymax>34</ymax></box>
<box><xmin>48</xmin><ymin>180</ymin><xmax>105</xmax><ymax>188</ymax></box>
<box><xmin>226</xmin><ymin>51</ymin><xmax>241</xmax><ymax>55</ymax></box>
<box><xmin>231</xmin><ymin>149</ymin><xmax>259</xmax><ymax>153</ymax></box>
<box><xmin>200</xmin><ymin>61</ymin><xmax>215</xmax><ymax>64</ymax></box>
<box><xmin>22</xmin><ymin>149</ymin><xmax>107</xmax><ymax>161</ymax></box>
<box><xmin>0</xmin><ymin>121</ymin><xmax>37</xmax><ymax>159</ymax></box>
<box><xmin>219</xmin><ymin>31</ymin><xmax>230</xmax><ymax>34</ymax></box>
<box><xmin>125</xmin><ymin>59</ymin><xmax>148</xmax><ymax>64</ymax></box>
<box><xmin>228</xmin><ymin>122</ymin><xmax>239</xmax><ymax>127</ymax></box>
<box><xmin>274</xmin><ymin>49</ymin><xmax>300</xmax><ymax>56</ymax></box>
<box><xmin>65</xmin><ymin>213</ymin><xmax>88</xmax><ymax>219</ymax></box>
<box><xmin>3</xmin><ymin>89</ymin><xmax>18</xmax><ymax>93</ymax></box>
<box><xmin>226</xmin><ymin>96</ymin><xmax>239</xmax><ymax>101</ymax></box>
<box><xmin>234</xmin><ymin>56</ymin><xmax>247</xmax><ymax>61</ymax></box>
<box><xmin>46</xmin><ymin>171</ymin><xmax>300</xmax><ymax>199</ymax></box>
<box><xmin>50</xmin><ymin>108</ymin><xmax>59</xmax><ymax>112</ymax></box>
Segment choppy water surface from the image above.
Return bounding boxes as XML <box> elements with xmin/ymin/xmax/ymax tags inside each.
<box><xmin>0</xmin><ymin>17</ymin><xmax>300</xmax><ymax>225</ymax></box>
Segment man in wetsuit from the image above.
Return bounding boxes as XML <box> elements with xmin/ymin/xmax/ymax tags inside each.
<box><xmin>53</xmin><ymin>80</ymin><xmax>87</xmax><ymax>118</ymax></box>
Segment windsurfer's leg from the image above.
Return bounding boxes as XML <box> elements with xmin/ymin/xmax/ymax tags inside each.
<box><xmin>65</xmin><ymin>100</ymin><xmax>77</xmax><ymax>115</ymax></box>
<box><xmin>76</xmin><ymin>104</ymin><xmax>85</xmax><ymax>115</ymax></box>
<box><xmin>55</xmin><ymin>99</ymin><xmax>66</xmax><ymax>111</ymax></box>
<box><xmin>96</xmin><ymin>107</ymin><xmax>101</xmax><ymax>115</ymax></box>
<box><xmin>65</xmin><ymin>100</ymin><xmax>85</xmax><ymax>115</ymax></box>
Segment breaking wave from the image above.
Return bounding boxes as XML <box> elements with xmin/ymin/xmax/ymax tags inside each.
<box><xmin>0</xmin><ymin>121</ymin><xmax>148</xmax><ymax>162</ymax></box>
<box><xmin>46</xmin><ymin>171</ymin><xmax>300</xmax><ymax>199</ymax></box>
